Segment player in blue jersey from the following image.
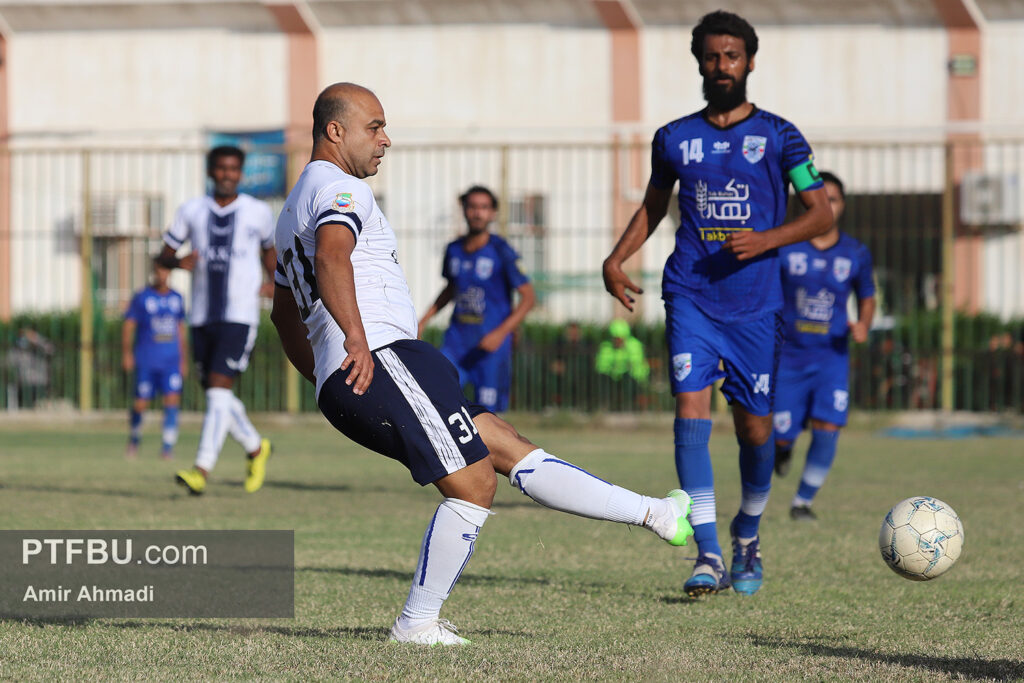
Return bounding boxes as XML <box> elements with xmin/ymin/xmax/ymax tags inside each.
<box><xmin>773</xmin><ymin>171</ymin><xmax>876</xmax><ymax>520</ymax></box>
<box><xmin>602</xmin><ymin>10</ymin><xmax>833</xmax><ymax>596</ymax></box>
<box><xmin>418</xmin><ymin>186</ymin><xmax>535</xmax><ymax>412</ymax></box>
<box><xmin>122</xmin><ymin>256</ymin><xmax>187</xmax><ymax>460</ymax></box>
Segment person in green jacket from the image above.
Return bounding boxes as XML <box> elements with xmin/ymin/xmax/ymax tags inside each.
<box><xmin>596</xmin><ymin>319</ymin><xmax>650</xmax><ymax>383</ymax></box>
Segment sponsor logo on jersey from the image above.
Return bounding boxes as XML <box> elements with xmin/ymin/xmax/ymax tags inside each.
<box><xmin>475</xmin><ymin>257</ymin><xmax>494</xmax><ymax>280</ymax></box>
<box><xmin>833</xmin><ymin>257</ymin><xmax>852</xmax><ymax>282</ymax></box>
<box><xmin>813</xmin><ymin>258</ymin><xmax>827</xmax><ymax>271</ymax></box>
<box><xmin>333</xmin><ymin>193</ymin><xmax>353</xmax><ymax>210</ymax></box>
<box><xmin>796</xmin><ymin>287</ymin><xmax>836</xmax><ymax>322</ymax></box>
<box><xmin>712</xmin><ymin>140</ymin><xmax>731</xmax><ymax>154</ymax></box>
<box><xmin>741</xmin><ymin>135</ymin><xmax>767</xmax><ymax>164</ymax></box>
<box><xmin>698</xmin><ymin>226</ymin><xmax>753</xmax><ymax>242</ymax></box>
<box><xmin>697</xmin><ymin>178</ymin><xmax>751</xmax><ymax>222</ymax></box>
<box><xmin>773</xmin><ymin>410</ymin><xmax>792</xmax><ymax>434</ymax></box>
<box><xmin>672</xmin><ymin>353</ymin><xmax>692</xmax><ymax>382</ymax></box>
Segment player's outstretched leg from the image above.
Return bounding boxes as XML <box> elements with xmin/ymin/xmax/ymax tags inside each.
<box><xmin>475</xmin><ymin>413</ymin><xmax>694</xmax><ymax>547</ymax></box>
<box><xmin>731</xmin><ymin>434</ymin><xmax>773</xmax><ymax>595</ymax></box>
<box><xmin>674</xmin><ymin>417</ymin><xmax>729</xmax><ymax>596</ymax></box>
<box><xmin>790</xmin><ymin>429</ymin><xmax>839</xmax><ymax>520</ymax></box>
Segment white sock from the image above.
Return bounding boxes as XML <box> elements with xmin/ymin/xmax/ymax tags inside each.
<box><xmin>398</xmin><ymin>498</ymin><xmax>490</xmax><ymax>629</ymax></box>
<box><xmin>509</xmin><ymin>449</ymin><xmax>655</xmax><ymax>525</ymax></box>
<box><xmin>195</xmin><ymin>388</ymin><xmax>234</xmax><ymax>471</ymax></box>
<box><xmin>228</xmin><ymin>396</ymin><xmax>261</xmax><ymax>454</ymax></box>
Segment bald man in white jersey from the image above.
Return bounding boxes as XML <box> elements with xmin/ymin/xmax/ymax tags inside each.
<box><xmin>271</xmin><ymin>83</ymin><xmax>697</xmax><ymax>646</ymax></box>
<box><xmin>161</xmin><ymin>146</ymin><xmax>275</xmax><ymax>495</ymax></box>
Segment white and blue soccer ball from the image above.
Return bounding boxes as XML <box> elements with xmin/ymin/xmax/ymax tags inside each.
<box><xmin>879</xmin><ymin>496</ymin><xmax>964</xmax><ymax>581</ymax></box>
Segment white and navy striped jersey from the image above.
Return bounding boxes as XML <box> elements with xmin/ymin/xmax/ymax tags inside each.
<box><xmin>274</xmin><ymin>160</ymin><xmax>417</xmax><ymax>397</ymax></box>
<box><xmin>164</xmin><ymin>194</ymin><xmax>275</xmax><ymax>327</ymax></box>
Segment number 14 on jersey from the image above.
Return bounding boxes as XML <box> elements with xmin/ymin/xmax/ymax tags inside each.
<box><xmin>679</xmin><ymin>138</ymin><xmax>704</xmax><ymax>165</ymax></box>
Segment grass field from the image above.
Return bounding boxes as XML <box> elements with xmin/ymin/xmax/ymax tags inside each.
<box><xmin>1</xmin><ymin>413</ymin><xmax>1022</xmax><ymax>681</ymax></box>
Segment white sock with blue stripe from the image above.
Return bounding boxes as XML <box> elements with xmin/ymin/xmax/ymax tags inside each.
<box><xmin>195</xmin><ymin>388</ymin><xmax>233</xmax><ymax>471</ymax></box>
<box><xmin>509</xmin><ymin>449</ymin><xmax>655</xmax><ymax>525</ymax></box>
<box><xmin>398</xmin><ymin>498</ymin><xmax>490</xmax><ymax>629</ymax></box>
<box><xmin>228</xmin><ymin>395</ymin><xmax>261</xmax><ymax>454</ymax></box>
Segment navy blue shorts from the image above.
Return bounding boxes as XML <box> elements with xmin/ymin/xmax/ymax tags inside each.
<box><xmin>773</xmin><ymin>348</ymin><xmax>851</xmax><ymax>440</ymax></box>
<box><xmin>317</xmin><ymin>339</ymin><xmax>491</xmax><ymax>486</ymax></box>
<box><xmin>191</xmin><ymin>322</ymin><xmax>257</xmax><ymax>384</ymax></box>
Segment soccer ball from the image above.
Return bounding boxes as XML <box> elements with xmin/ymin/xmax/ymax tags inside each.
<box><xmin>878</xmin><ymin>496</ymin><xmax>964</xmax><ymax>581</ymax></box>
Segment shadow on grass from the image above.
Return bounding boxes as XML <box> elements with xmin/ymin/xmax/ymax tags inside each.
<box><xmin>5</xmin><ymin>618</ymin><xmax>529</xmax><ymax>640</ymax></box>
<box><xmin>748</xmin><ymin>634</ymin><xmax>1024</xmax><ymax>681</ymax></box>
<box><xmin>11</xmin><ymin>484</ymin><xmax>177</xmax><ymax>501</ymax></box>
<box><xmin>261</xmin><ymin>480</ymin><xmax>351</xmax><ymax>493</ymax></box>
<box><xmin>298</xmin><ymin>565</ymin><xmax>552</xmax><ymax>587</ymax></box>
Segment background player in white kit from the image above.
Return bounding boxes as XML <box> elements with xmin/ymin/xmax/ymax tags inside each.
<box><xmin>271</xmin><ymin>83</ymin><xmax>696</xmax><ymax>646</ymax></box>
<box><xmin>160</xmin><ymin>146</ymin><xmax>275</xmax><ymax>495</ymax></box>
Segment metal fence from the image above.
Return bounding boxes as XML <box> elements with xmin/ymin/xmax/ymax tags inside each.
<box><xmin>1</xmin><ymin>138</ymin><xmax>1022</xmax><ymax>414</ymax></box>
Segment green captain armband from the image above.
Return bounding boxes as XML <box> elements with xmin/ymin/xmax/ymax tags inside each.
<box><xmin>787</xmin><ymin>156</ymin><xmax>822</xmax><ymax>192</ymax></box>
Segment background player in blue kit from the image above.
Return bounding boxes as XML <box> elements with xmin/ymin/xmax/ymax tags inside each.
<box><xmin>773</xmin><ymin>171</ymin><xmax>876</xmax><ymax>520</ymax></box>
<box><xmin>418</xmin><ymin>186</ymin><xmax>535</xmax><ymax>412</ymax></box>
<box><xmin>602</xmin><ymin>10</ymin><xmax>833</xmax><ymax>596</ymax></box>
<box><xmin>122</xmin><ymin>256</ymin><xmax>186</xmax><ymax>460</ymax></box>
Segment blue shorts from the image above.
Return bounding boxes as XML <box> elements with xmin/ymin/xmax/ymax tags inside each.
<box><xmin>664</xmin><ymin>294</ymin><xmax>782</xmax><ymax>416</ymax></box>
<box><xmin>134</xmin><ymin>362</ymin><xmax>182</xmax><ymax>399</ymax></box>
<box><xmin>317</xmin><ymin>339</ymin><xmax>491</xmax><ymax>486</ymax></box>
<box><xmin>191</xmin><ymin>322</ymin><xmax>257</xmax><ymax>384</ymax></box>
<box><xmin>773</xmin><ymin>348</ymin><xmax>850</xmax><ymax>440</ymax></box>
<box><xmin>440</xmin><ymin>335</ymin><xmax>511</xmax><ymax>413</ymax></box>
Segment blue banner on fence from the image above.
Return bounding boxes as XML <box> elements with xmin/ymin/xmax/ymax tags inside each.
<box><xmin>208</xmin><ymin>129</ymin><xmax>287</xmax><ymax>198</ymax></box>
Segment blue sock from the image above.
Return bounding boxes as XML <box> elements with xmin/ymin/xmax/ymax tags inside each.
<box><xmin>733</xmin><ymin>438</ymin><xmax>774</xmax><ymax>539</ymax></box>
<box><xmin>674</xmin><ymin>418</ymin><xmax>720</xmax><ymax>556</ymax></box>
<box><xmin>162</xmin><ymin>406</ymin><xmax>180</xmax><ymax>453</ymax></box>
<box><xmin>795</xmin><ymin>430</ymin><xmax>840</xmax><ymax>504</ymax></box>
<box><xmin>129</xmin><ymin>410</ymin><xmax>143</xmax><ymax>446</ymax></box>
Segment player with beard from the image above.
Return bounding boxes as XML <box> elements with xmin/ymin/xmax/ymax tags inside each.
<box><xmin>602</xmin><ymin>10</ymin><xmax>833</xmax><ymax>596</ymax></box>
<box><xmin>418</xmin><ymin>185</ymin><xmax>536</xmax><ymax>413</ymax></box>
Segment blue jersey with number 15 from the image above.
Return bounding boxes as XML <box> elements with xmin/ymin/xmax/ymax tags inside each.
<box><xmin>651</xmin><ymin>107</ymin><xmax>823</xmax><ymax>323</ymax></box>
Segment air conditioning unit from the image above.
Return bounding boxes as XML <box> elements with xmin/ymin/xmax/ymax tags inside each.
<box><xmin>77</xmin><ymin>194</ymin><xmax>164</xmax><ymax>237</ymax></box>
<box><xmin>960</xmin><ymin>172</ymin><xmax>1021</xmax><ymax>228</ymax></box>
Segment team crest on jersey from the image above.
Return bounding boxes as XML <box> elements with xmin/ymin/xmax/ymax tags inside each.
<box><xmin>773</xmin><ymin>411</ymin><xmax>792</xmax><ymax>434</ymax></box>
<box><xmin>672</xmin><ymin>353</ymin><xmax>692</xmax><ymax>382</ymax></box>
<box><xmin>741</xmin><ymin>135</ymin><xmax>767</xmax><ymax>164</ymax></box>
<box><xmin>833</xmin><ymin>257</ymin><xmax>852</xmax><ymax>282</ymax></box>
<box><xmin>475</xmin><ymin>257</ymin><xmax>494</xmax><ymax>280</ymax></box>
<box><xmin>333</xmin><ymin>193</ymin><xmax>353</xmax><ymax>210</ymax></box>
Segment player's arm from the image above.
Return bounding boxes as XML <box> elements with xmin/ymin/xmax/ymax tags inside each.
<box><xmin>260</xmin><ymin>245</ymin><xmax>278</xmax><ymax>298</ymax></box>
<box><xmin>271</xmin><ymin>283</ymin><xmax>315</xmax><ymax>384</ymax></box>
<box><xmin>849</xmin><ymin>295</ymin><xmax>876</xmax><ymax>344</ymax></box>
<box><xmin>603</xmin><ymin>181</ymin><xmax>673</xmax><ymax>311</ymax></box>
<box><xmin>315</xmin><ymin>226</ymin><xmax>374</xmax><ymax>395</ymax></box>
<box><xmin>158</xmin><ymin>243</ymin><xmax>196</xmax><ymax>271</ymax></box>
<box><xmin>479</xmin><ymin>281</ymin><xmax>536</xmax><ymax>353</ymax></box>
<box><xmin>723</xmin><ymin>185</ymin><xmax>832</xmax><ymax>261</ymax></box>
<box><xmin>121</xmin><ymin>319</ymin><xmax>137</xmax><ymax>372</ymax></box>
<box><xmin>417</xmin><ymin>282</ymin><xmax>456</xmax><ymax>338</ymax></box>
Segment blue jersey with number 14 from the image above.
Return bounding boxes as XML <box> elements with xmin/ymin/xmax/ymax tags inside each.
<box><xmin>651</xmin><ymin>107</ymin><xmax>822</xmax><ymax>323</ymax></box>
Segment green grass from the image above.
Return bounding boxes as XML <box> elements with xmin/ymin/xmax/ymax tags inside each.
<box><xmin>0</xmin><ymin>414</ymin><xmax>1021</xmax><ymax>681</ymax></box>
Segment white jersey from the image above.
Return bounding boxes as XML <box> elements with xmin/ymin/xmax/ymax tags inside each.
<box><xmin>274</xmin><ymin>160</ymin><xmax>417</xmax><ymax>397</ymax></box>
<box><xmin>164</xmin><ymin>194</ymin><xmax>275</xmax><ymax>327</ymax></box>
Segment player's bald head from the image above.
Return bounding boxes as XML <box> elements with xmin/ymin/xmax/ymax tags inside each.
<box><xmin>312</xmin><ymin>83</ymin><xmax>378</xmax><ymax>143</ymax></box>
